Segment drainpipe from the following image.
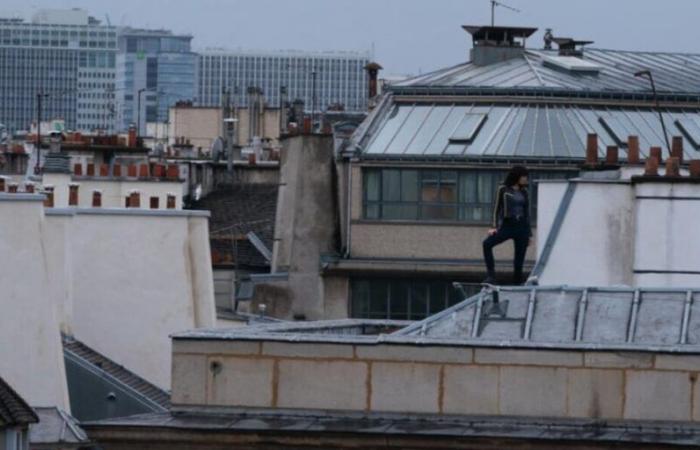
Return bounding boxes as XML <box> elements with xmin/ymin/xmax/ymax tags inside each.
<box><xmin>344</xmin><ymin>157</ymin><xmax>353</xmax><ymax>258</ymax></box>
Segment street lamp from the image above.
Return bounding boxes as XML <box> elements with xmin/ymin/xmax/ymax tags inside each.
<box><xmin>634</xmin><ymin>70</ymin><xmax>671</xmax><ymax>157</ymax></box>
<box><xmin>136</xmin><ymin>88</ymin><xmax>149</xmax><ymax>138</ymax></box>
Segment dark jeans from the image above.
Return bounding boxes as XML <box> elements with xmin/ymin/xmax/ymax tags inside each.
<box><xmin>483</xmin><ymin>219</ymin><xmax>530</xmax><ymax>283</ymax></box>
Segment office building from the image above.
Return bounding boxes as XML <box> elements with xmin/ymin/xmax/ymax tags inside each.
<box><xmin>115</xmin><ymin>28</ymin><xmax>196</xmax><ymax>133</ymax></box>
<box><xmin>197</xmin><ymin>49</ymin><xmax>369</xmax><ymax>113</ymax></box>
<box><xmin>0</xmin><ymin>9</ymin><xmax>117</xmax><ymax>133</ymax></box>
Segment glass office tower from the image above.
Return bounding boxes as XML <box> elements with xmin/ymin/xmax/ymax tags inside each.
<box><xmin>115</xmin><ymin>28</ymin><xmax>196</xmax><ymax>133</ymax></box>
<box><xmin>0</xmin><ymin>9</ymin><xmax>117</xmax><ymax>133</ymax></box>
<box><xmin>197</xmin><ymin>49</ymin><xmax>370</xmax><ymax>112</ymax></box>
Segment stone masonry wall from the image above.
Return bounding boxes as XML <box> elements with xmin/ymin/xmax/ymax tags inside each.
<box><xmin>172</xmin><ymin>339</ymin><xmax>700</xmax><ymax>422</ymax></box>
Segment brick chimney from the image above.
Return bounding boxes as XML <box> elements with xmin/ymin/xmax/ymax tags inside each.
<box><xmin>585</xmin><ymin>133</ymin><xmax>598</xmax><ymax>166</ymax></box>
<box><xmin>99</xmin><ymin>164</ymin><xmax>109</xmax><ymax>177</ymax></box>
<box><xmin>68</xmin><ymin>183</ymin><xmax>79</xmax><ymax>206</ymax></box>
<box><xmin>128</xmin><ymin>190</ymin><xmax>141</xmax><ymax>208</ymax></box>
<box><xmin>627</xmin><ymin>136</ymin><xmax>640</xmax><ymax>164</ymax></box>
<box><xmin>7</xmin><ymin>182</ymin><xmax>18</xmax><ymax>193</ymax></box>
<box><xmin>644</xmin><ymin>157</ymin><xmax>659</xmax><ymax>176</ymax></box>
<box><xmin>128</xmin><ymin>125</ymin><xmax>137</xmax><ymax>147</ymax></box>
<box><xmin>671</xmin><ymin>136</ymin><xmax>684</xmax><ymax>163</ymax></box>
<box><xmin>166</xmin><ymin>164</ymin><xmax>179</xmax><ymax>180</ymax></box>
<box><xmin>605</xmin><ymin>146</ymin><xmax>618</xmax><ymax>165</ymax></box>
<box><xmin>690</xmin><ymin>160</ymin><xmax>700</xmax><ymax>178</ymax></box>
<box><xmin>649</xmin><ymin>147</ymin><xmax>663</xmax><ymax>164</ymax></box>
<box><xmin>364</xmin><ymin>62</ymin><xmax>383</xmax><ymax>99</ymax></box>
<box><xmin>138</xmin><ymin>164</ymin><xmax>150</xmax><ymax>178</ymax></box>
<box><xmin>92</xmin><ymin>190</ymin><xmax>102</xmax><ymax>208</ymax></box>
<box><xmin>43</xmin><ymin>186</ymin><xmax>54</xmax><ymax>208</ymax></box>
<box><xmin>74</xmin><ymin>163</ymin><xmax>83</xmax><ymax>176</ymax></box>
<box><xmin>86</xmin><ymin>163</ymin><xmax>95</xmax><ymax>176</ymax></box>
<box><xmin>665</xmin><ymin>157</ymin><xmax>680</xmax><ymax>177</ymax></box>
<box><xmin>113</xmin><ymin>164</ymin><xmax>122</xmax><ymax>177</ymax></box>
<box><xmin>149</xmin><ymin>196</ymin><xmax>159</xmax><ymax>209</ymax></box>
<box><xmin>24</xmin><ymin>182</ymin><xmax>35</xmax><ymax>193</ymax></box>
<box><xmin>166</xmin><ymin>193</ymin><xmax>176</xmax><ymax>209</ymax></box>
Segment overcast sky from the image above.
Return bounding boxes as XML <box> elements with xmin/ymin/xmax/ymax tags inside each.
<box><xmin>2</xmin><ymin>0</ymin><xmax>699</xmax><ymax>75</ymax></box>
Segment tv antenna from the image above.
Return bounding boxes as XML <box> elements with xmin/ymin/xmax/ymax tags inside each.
<box><xmin>490</xmin><ymin>0</ymin><xmax>520</xmax><ymax>27</ymax></box>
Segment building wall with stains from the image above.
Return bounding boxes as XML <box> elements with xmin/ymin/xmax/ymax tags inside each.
<box><xmin>171</xmin><ymin>338</ymin><xmax>700</xmax><ymax>422</ymax></box>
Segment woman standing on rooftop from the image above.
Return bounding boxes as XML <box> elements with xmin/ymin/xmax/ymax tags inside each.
<box><xmin>482</xmin><ymin>166</ymin><xmax>532</xmax><ymax>285</ymax></box>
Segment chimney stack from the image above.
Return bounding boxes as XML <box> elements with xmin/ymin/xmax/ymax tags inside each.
<box><xmin>166</xmin><ymin>164</ymin><xmax>179</xmax><ymax>180</ymax></box>
<box><xmin>92</xmin><ymin>190</ymin><xmax>102</xmax><ymax>208</ymax></box>
<box><xmin>86</xmin><ymin>163</ymin><xmax>95</xmax><ymax>176</ymax></box>
<box><xmin>128</xmin><ymin>190</ymin><xmax>140</xmax><ymax>208</ymax></box>
<box><xmin>113</xmin><ymin>164</ymin><xmax>122</xmax><ymax>177</ymax></box>
<box><xmin>665</xmin><ymin>157</ymin><xmax>680</xmax><ymax>177</ymax></box>
<box><xmin>43</xmin><ymin>186</ymin><xmax>54</xmax><ymax>208</ymax></box>
<box><xmin>74</xmin><ymin>163</ymin><xmax>83</xmax><ymax>176</ymax></box>
<box><xmin>149</xmin><ymin>196</ymin><xmax>159</xmax><ymax>209</ymax></box>
<box><xmin>690</xmin><ymin>160</ymin><xmax>700</xmax><ymax>178</ymax></box>
<box><xmin>649</xmin><ymin>147</ymin><xmax>663</xmax><ymax>164</ymax></box>
<box><xmin>138</xmin><ymin>164</ymin><xmax>150</xmax><ymax>178</ymax></box>
<box><xmin>627</xmin><ymin>136</ymin><xmax>640</xmax><ymax>164</ymax></box>
<box><xmin>364</xmin><ymin>62</ymin><xmax>383</xmax><ymax>99</ymax></box>
<box><xmin>644</xmin><ymin>157</ymin><xmax>659</xmax><ymax>176</ymax></box>
<box><xmin>0</xmin><ymin>176</ymin><xmax>6</xmax><ymax>192</ymax></box>
<box><xmin>68</xmin><ymin>183</ymin><xmax>79</xmax><ymax>206</ymax></box>
<box><xmin>99</xmin><ymin>164</ymin><xmax>109</xmax><ymax>177</ymax></box>
<box><xmin>605</xmin><ymin>146</ymin><xmax>619</xmax><ymax>165</ymax></box>
<box><xmin>24</xmin><ymin>182</ymin><xmax>35</xmax><ymax>193</ymax></box>
<box><xmin>128</xmin><ymin>125</ymin><xmax>137</xmax><ymax>147</ymax></box>
<box><xmin>7</xmin><ymin>182</ymin><xmax>18</xmax><ymax>193</ymax></box>
<box><xmin>166</xmin><ymin>193</ymin><xmax>176</xmax><ymax>209</ymax></box>
<box><xmin>127</xmin><ymin>164</ymin><xmax>137</xmax><ymax>177</ymax></box>
<box><xmin>671</xmin><ymin>136</ymin><xmax>684</xmax><ymax>163</ymax></box>
<box><xmin>585</xmin><ymin>133</ymin><xmax>598</xmax><ymax>166</ymax></box>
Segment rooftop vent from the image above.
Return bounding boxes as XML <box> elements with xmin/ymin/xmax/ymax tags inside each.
<box><xmin>542</xmin><ymin>55</ymin><xmax>601</xmax><ymax>74</ymax></box>
<box><xmin>463</xmin><ymin>25</ymin><xmax>538</xmax><ymax>66</ymax></box>
<box><xmin>552</xmin><ymin>37</ymin><xmax>593</xmax><ymax>57</ymax></box>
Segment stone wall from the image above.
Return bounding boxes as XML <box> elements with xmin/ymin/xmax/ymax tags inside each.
<box><xmin>172</xmin><ymin>339</ymin><xmax>700</xmax><ymax>422</ymax></box>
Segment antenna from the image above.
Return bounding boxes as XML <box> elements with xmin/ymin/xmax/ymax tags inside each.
<box><xmin>490</xmin><ymin>0</ymin><xmax>520</xmax><ymax>27</ymax></box>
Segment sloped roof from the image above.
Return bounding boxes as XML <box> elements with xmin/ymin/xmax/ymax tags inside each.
<box><xmin>29</xmin><ymin>407</ymin><xmax>89</xmax><ymax>446</ymax></box>
<box><xmin>394</xmin><ymin>48</ymin><xmax>700</xmax><ymax>95</ymax></box>
<box><xmin>358</xmin><ymin>102</ymin><xmax>700</xmax><ymax>160</ymax></box>
<box><xmin>0</xmin><ymin>376</ymin><xmax>38</xmax><ymax>427</ymax></box>
<box><xmin>63</xmin><ymin>336</ymin><xmax>170</xmax><ymax>412</ymax></box>
<box><xmin>191</xmin><ymin>184</ymin><xmax>277</xmax><ymax>268</ymax></box>
<box><xmin>398</xmin><ymin>285</ymin><xmax>700</xmax><ymax>352</ymax></box>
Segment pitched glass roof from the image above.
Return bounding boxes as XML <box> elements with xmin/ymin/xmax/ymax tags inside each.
<box><xmin>397</xmin><ymin>286</ymin><xmax>700</xmax><ymax>351</ymax></box>
<box><xmin>360</xmin><ymin>102</ymin><xmax>700</xmax><ymax>160</ymax></box>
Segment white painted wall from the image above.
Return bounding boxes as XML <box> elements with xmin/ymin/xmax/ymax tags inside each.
<box><xmin>538</xmin><ymin>181</ymin><xmax>635</xmax><ymax>286</ymax></box>
<box><xmin>59</xmin><ymin>209</ymin><xmax>215</xmax><ymax>389</ymax></box>
<box><xmin>537</xmin><ymin>171</ymin><xmax>700</xmax><ymax>288</ymax></box>
<box><xmin>634</xmin><ymin>183</ymin><xmax>700</xmax><ymax>287</ymax></box>
<box><xmin>0</xmin><ymin>195</ymin><xmax>70</xmax><ymax>410</ymax></box>
<box><xmin>0</xmin><ymin>194</ymin><xmax>215</xmax><ymax>407</ymax></box>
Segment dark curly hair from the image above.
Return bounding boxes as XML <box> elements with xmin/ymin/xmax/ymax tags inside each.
<box><xmin>504</xmin><ymin>165</ymin><xmax>529</xmax><ymax>187</ymax></box>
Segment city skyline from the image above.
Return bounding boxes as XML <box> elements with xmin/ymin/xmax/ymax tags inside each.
<box><xmin>2</xmin><ymin>0</ymin><xmax>700</xmax><ymax>76</ymax></box>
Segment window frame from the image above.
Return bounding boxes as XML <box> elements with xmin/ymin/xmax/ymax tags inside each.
<box><xmin>362</xmin><ymin>167</ymin><xmax>574</xmax><ymax>225</ymax></box>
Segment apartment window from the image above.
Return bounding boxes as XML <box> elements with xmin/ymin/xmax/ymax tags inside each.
<box><xmin>363</xmin><ymin>168</ymin><xmax>573</xmax><ymax>224</ymax></box>
<box><xmin>350</xmin><ymin>278</ymin><xmax>480</xmax><ymax>320</ymax></box>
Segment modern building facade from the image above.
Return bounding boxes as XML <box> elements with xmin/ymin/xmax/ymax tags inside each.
<box><xmin>0</xmin><ymin>9</ymin><xmax>117</xmax><ymax>134</ymax></box>
<box><xmin>197</xmin><ymin>49</ymin><xmax>370</xmax><ymax>113</ymax></box>
<box><xmin>115</xmin><ymin>28</ymin><xmax>196</xmax><ymax>133</ymax></box>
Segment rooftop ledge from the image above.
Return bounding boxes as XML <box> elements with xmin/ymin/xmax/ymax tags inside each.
<box><xmin>45</xmin><ymin>207</ymin><xmax>210</xmax><ymax>218</ymax></box>
<box><xmin>0</xmin><ymin>193</ymin><xmax>46</xmax><ymax>202</ymax></box>
<box><xmin>171</xmin><ymin>319</ymin><xmax>700</xmax><ymax>355</ymax></box>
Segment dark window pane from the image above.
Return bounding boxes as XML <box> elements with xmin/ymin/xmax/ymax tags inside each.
<box><xmin>369</xmin><ymin>280</ymin><xmax>389</xmax><ymax>319</ymax></box>
<box><xmin>383</xmin><ymin>204</ymin><xmax>418</xmax><ymax>220</ymax></box>
<box><xmin>429</xmin><ymin>282</ymin><xmax>446</xmax><ymax>315</ymax></box>
<box><xmin>389</xmin><ymin>281</ymin><xmax>409</xmax><ymax>320</ymax></box>
<box><xmin>365</xmin><ymin>203</ymin><xmax>380</xmax><ymax>219</ymax></box>
<box><xmin>401</xmin><ymin>170</ymin><xmax>418</xmax><ymax>201</ymax></box>
<box><xmin>410</xmin><ymin>282</ymin><xmax>428</xmax><ymax>320</ymax></box>
<box><xmin>351</xmin><ymin>280</ymin><xmax>370</xmax><ymax>318</ymax></box>
<box><xmin>382</xmin><ymin>169</ymin><xmax>401</xmax><ymax>201</ymax></box>
<box><xmin>364</xmin><ymin>170</ymin><xmax>380</xmax><ymax>202</ymax></box>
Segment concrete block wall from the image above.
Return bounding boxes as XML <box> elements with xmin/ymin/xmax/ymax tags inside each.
<box><xmin>172</xmin><ymin>339</ymin><xmax>700</xmax><ymax>422</ymax></box>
